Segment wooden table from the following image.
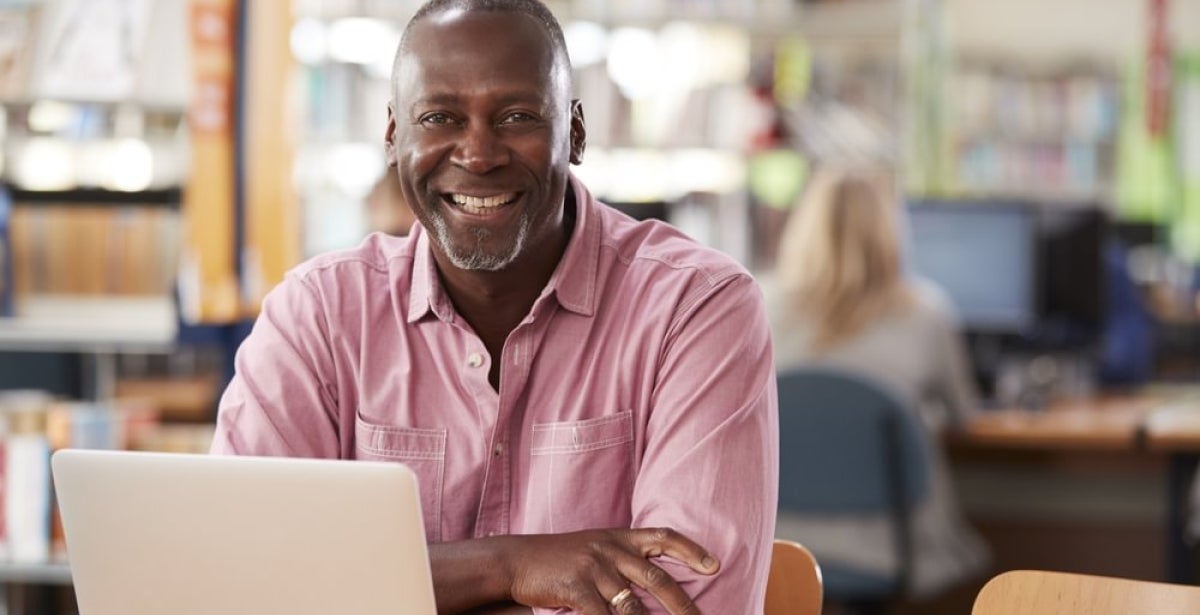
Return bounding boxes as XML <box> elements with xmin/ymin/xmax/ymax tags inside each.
<box><xmin>957</xmin><ymin>394</ymin><xmax>1160</xmax><ymax>452</ymax></box>
<box><xmin>950</xmin><ymin>389</ymin><xmax>1200</xmax><ymax>584</ymax></box>
<box><xmin>1142</xmin><ymin>392</ymin><xmax>1200</xmax><ymax>584</ymax></box>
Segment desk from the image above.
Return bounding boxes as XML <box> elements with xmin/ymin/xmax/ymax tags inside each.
<box><xmin>949</xmin><ymin>391</ymin><xmax>1197</xmax><ymax>584</ymax></box>
<box><xmin>957</xmin><ymin>395</ymin><xmax>1159</xmax><ymax>452</ymax></box>
<box><xmin>1143</xmin><ymin>396</ymin><xmax>1200</xmax><ymax>584</ymax></box>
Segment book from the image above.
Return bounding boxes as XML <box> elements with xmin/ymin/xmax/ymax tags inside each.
<box><xmin>8</xmin><ymin>203</ymin><xmax>180</xmax><ymax>296</ymax></box>
<box><xmin>0</xmin><ymin>391</ymin><xmax>54</xmax><ymax>564</ymax></box>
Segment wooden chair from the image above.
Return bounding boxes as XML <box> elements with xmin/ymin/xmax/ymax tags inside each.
<box><xmin>972</xmin><ymin>570</ymin><xmax>1200</xmax><ymax>615</ymax></box>
<box><xmin>765</xmin><ymin>539</ymin><xmax>823</xmax><ymax>615</ymax></box>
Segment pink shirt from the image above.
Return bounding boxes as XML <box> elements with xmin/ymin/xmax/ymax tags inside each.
<box><xmin>212</xmin><ymin>178</ymin><xmax>778</xmax><ymax>613</ymax></box>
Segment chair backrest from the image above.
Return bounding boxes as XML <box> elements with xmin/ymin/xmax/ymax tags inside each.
<box><xmin>765</xmin><ymin>539</ymin><xmax>823</xmax><ymax>615</ymax></box>
<box><xmin>776</xmin><ymin>368</ymin><xmax>933</xmax><ymax>590</ymax></box>
<box><xmin>777</xmin><ymin>368</ymin><xmax>931</xmax><ymax>512</ymax></box>
<box><xmin>972</xmin><ymin>570</ymin><xmax>1200</xmax><ymax>615</ymax></box>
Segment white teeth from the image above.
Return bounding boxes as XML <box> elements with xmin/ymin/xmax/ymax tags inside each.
<box><xmin>450</xmin><ymin>193</ymin><xmax>515</xmax><ymax>210</ymax></box>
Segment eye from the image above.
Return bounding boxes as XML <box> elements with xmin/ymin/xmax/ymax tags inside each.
<box><xmin>418</xmin><ymin>112</ymin><xmax>456</xmax><ymax>127</ymax></box>
<box><xmin>499</xmin><ymin>112</ymin><xmax>538</xmax><ymax>125</ymax></box>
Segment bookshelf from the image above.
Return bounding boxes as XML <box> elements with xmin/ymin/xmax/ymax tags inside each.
<box><xmin>0</xmin><ymin>295</ymin><xmax>176</xmax><ymax>353</ymax></box>
<box><xmin>944</xmin><ymin>64</ymin><xmax>1119</xmax><ymax>201</ymax></box>
<box><xmin>910</xmin><ymin>0</ymin><xmax>1200</xmax><ymax>205</ymax></box>
<box><xmin>0</xmin><ymin>562</ymin><xmax>71</xmax><ymax>586</ymax></box>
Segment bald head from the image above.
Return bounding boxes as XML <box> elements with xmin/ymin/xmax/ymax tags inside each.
<box><xmin>393</xmin><ymin>0</ymin><xmax>572</xmax><ymax>100</ymax></box>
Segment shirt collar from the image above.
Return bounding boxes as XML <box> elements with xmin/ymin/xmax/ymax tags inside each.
<box><xmin>404</xmin><ymin>173</ymin><xmax>601</xmax><ymax>323</ymax></box>
<box><xmin>405</xmin><ymin>227</ymin><xmax>449</xmax><ymax>323</ymax></box>
<box><xmin>543</xmin><ymin>175</ymin><xmax>599</xmax><ymax>317</ymax></box>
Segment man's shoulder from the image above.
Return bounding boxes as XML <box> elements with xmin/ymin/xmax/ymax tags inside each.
<box><xmin>288</xmin><ymin>233</ymin><xmax>413</xmax><ymax>285</ymax></box>
<box><xmin>595</xmin><ymin>205</ymin><xmax>750</xmax><ymax>291</ymax></box>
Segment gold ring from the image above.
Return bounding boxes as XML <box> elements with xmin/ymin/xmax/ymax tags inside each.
<box><xmin>609</xmin><ymin>587</ymin><xmax>634</xmax><ymax>607</ymax></box>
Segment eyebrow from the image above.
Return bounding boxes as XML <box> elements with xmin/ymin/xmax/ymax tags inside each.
<box><xmin>407</xmin><ymin>91</ymin><xmax>554</xmax><ymax>114</ymax></box>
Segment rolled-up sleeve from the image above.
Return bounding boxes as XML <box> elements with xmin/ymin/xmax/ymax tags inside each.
<box><xmin>632</xmin><ymin>273</ymin><xmax>779</xmax><ymax>613</ymax></box>
<box><xmin>210</xmin><ymin>273</ymin><xmax>341</xmax><ymax>458</ymax></box>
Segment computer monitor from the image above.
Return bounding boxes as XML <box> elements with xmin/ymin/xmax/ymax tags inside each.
<box><xmin>1034</xmin><ymin>204</ymin><xmax>1107</xmax><ymax>347</ymax></box>
<box><xmin>904</xmin><ymin>199</ymin><xmax>1038</xmax><ymax>333</ymax></box>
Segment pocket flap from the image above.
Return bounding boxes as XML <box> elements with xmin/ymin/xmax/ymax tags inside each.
<box><xmin>355</xmin><ymin>416</ymin><xmax>446</xmax><ymax>460</ymax></box>
<box><xmin>531</xmin><ymin>411</ymin><xmax>633</xmax><ymax>455</ymax></box>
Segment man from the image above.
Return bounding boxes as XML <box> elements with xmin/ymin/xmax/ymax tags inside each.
<box><xmin>211</xmin><ymin>1</ymin><xmax>778</xmax><ymax>613</ymax></box>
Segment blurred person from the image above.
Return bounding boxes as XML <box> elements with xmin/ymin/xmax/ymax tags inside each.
<box><xmin>770</xmin><ymin>167</ymin><xmax>991</xmax><ymax>600</ymax></box>
<box><xmin>210</xmin><ymin>1</ymin><xmax>778</xmax><ymax>613</ymax></box>
<box><xmin>365</xmin><ymin>167</ymin><xmax>417</xmax><ymax>236</ymax></box>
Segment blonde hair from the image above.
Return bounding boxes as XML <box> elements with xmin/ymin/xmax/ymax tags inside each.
<box><xmin>776</xmin><ymin>168</ymin><xmax>912</xmax><ymax>352</ymax></box>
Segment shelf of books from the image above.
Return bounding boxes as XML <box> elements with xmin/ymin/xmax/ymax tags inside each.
<box><xmin>910</xmin><ymin>0</ymin><xmax>1200</xmax><ymax>209</ymax></box>
<box><xmin>0</xmin><ymin>295</ymin><xmax>176</xmax><ymax>354</ymax></box>
<box><xmin>0</xmin><ymin>562</ymin><xmax>72</xmax><ymax>586</ymax></box>
<box><xmin>0</xmin><ymin>1</ymin><xmax>261</xmax><ymax>595</ymax></box>
<box><xmin>0</xmin><ymin>0</ymin><xmax>300</xmax><ymax>331</ymax></box>
<box><xmin>0</xmin><ymin>391</ymin><xmax>215</xmax><ymax>591</ymax></box>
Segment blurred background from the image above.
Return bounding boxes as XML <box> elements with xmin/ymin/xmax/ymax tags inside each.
<box><xmin>0</xmin><ymin>0</ymin><xmax>1197</xmax><ymax>613</ymax></box>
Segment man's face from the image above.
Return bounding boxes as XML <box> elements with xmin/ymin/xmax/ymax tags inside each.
<box><xmin>387</xmin><ymin>9</ymin><xmax>584</xmax><ymax>272</ymax></box>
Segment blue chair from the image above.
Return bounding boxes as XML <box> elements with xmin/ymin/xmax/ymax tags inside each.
<box><xmin>776</xmin><ymin>368</ymin><xmax>933</xmax><ymax>613</ymax></box>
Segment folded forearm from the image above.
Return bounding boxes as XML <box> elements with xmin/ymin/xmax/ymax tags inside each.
<box><xmin>429</xmin><ymin>538</ymin><xmax>515</xmax><ymax>614</ymax></box>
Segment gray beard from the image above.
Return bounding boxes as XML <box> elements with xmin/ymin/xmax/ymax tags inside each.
<box><xmin>428</xmin><ymin>210</ymin><xmax>530</xmax><ymax>272</ymax></box>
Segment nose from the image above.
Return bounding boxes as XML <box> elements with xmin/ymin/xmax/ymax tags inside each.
<box><xmin>450</xmin><ymin>122</ymin><xmax>509</xmax><ymax>174</ymax></box>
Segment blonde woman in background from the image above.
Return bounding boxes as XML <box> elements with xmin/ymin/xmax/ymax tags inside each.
<box><xmin>770</xmin><ymin>167</ymin><xmax>991</xmax><ymax>600</ymax></box>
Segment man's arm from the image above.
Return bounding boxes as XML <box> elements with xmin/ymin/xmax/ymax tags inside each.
<box><xmin>428</xmin><ymin>530</ymin><xmax>718</xmax><ymax>615</ymax></box>
<box><xmin>627</xmin><ymin>272</ymin><xmax>779</xmax><ymax>613</ymax></box>
<box><xmin>211</xmin><ymin>273</ymin><xmax>341</xmax><ymax>457</ymax></box>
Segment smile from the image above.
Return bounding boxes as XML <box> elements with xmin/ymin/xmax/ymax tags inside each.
<box><xmin>446</xmin><ymin>192</ymin><xmax>519</xmax><ymax>215</ymax></box>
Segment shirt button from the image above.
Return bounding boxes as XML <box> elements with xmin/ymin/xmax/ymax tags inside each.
<box><xmin>492</xmin><ymin>443</ymin><xmax>504</xmax><ymax>457</ymax></box>
<box><xmin>467</xmin><ymin>352</ymin><xmax>485</xmax><ymax>368</ymax></box>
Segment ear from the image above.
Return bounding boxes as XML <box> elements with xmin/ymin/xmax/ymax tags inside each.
<box><xmin>385</xmin><ymin>104</ymin><xmax>398</xmax><ymax>166</ymax></box>
<box><xmin>569</xmin><ymin>99</ymin><xmax>586</xmax><ymax>165</ymax></box>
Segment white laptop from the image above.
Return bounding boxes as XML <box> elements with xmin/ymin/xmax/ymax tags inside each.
<box><xmin>52</xmin><ymin>449</ymin><xmax>438</xmax><ymax>615</ymax></box>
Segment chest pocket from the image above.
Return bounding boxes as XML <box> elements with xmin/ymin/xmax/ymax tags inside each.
<box><xmin>529</xmin><ymin>411</ymin><xmax>635</xmax><ymax>533</ymax></box>
<box><xmin>355</xmin><ymin>416</ymin><xmax>446</xmax><ymax>542</ymax></box>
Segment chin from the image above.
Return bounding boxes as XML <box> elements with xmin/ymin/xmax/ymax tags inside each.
<box><xmin>436</xmin><ymin>231</ymin><xmax>527</xmax><ymax>272</ymax></box>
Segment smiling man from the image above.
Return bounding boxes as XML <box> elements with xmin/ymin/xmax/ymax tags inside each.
<box><xmin>211</xmin><ymin>1</ymin><xmax>777</xmax><ymax>613</ymax></box>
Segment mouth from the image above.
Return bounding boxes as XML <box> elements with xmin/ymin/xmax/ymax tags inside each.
<box><xmin>442</xmin><ymin>192</ymin><xmax>521</xmax><ymax>216</ymax></box>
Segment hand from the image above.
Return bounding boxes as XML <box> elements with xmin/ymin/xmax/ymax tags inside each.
<box><xmin>500</xmin><ymin>527</ymin><xmax>719</xmax><ymax>614</ymax></box>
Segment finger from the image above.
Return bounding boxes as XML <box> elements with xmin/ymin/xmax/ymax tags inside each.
<box><xmin>624</xmin><ymin>527</ymin><xmax>720</xmax><ymax>574</ymax></box>
<box><xmin>572</xmin><ymin>589</ymin><xmax>618</xmax><ymax>615</ymax></box>
<box><xmin>610</xmin><ymin>589</ymin><xmax>648</xmax><ymax>615</ymax></box>
<box><xmin>613</xmin><ymin>558</ymin><xmax>696</xmax><ymax>615</ymax></box>
<box><xmin>595</xmin><ymin>578</ymin><xmax>647</xmax><ymax>615</ymax></box>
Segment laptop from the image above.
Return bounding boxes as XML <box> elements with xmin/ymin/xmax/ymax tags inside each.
<box><xmin>52</xmin><ymin>449</ymin><xmax>438</xmax><ymax>615</ymax></box>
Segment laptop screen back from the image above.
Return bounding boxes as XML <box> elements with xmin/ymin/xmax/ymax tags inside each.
<box><xmin>52</xmin><ymin>450</ymin><xmax>437</xmax><ymax>615</ymax></box>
